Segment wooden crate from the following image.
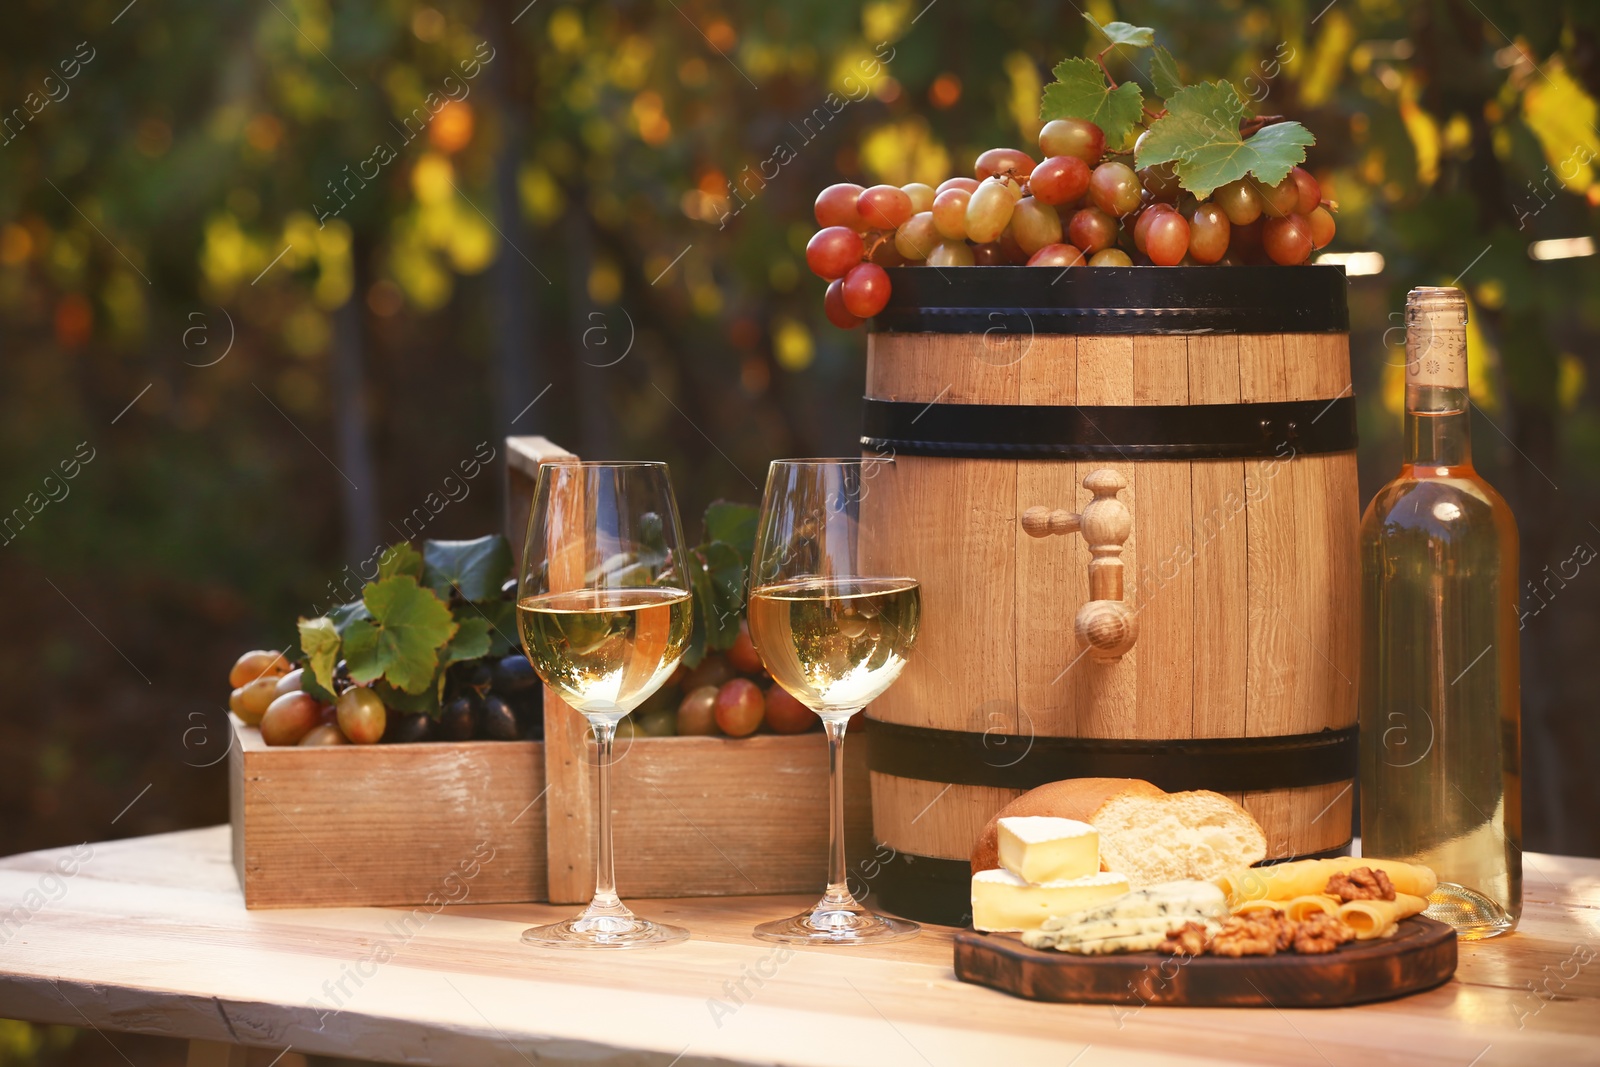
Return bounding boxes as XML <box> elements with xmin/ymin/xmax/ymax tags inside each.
<box><xmin>229</xmin><ymin>717</ymin><xmax>547</xmax><ymax>908</ymax></box>
<box><xmin>507</xmin><ymin>436</ymin><xmax>873</xmax><ymax>904</ymax></box>
<box><xmin>227</xmin><ymin>436</ymin><xmax>870</xmax><ymax>909</ymax></box>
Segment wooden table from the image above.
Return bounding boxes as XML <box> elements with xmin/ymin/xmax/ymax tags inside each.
<box><xmin>2</xmin><ymin>827</ymin><xmax>1598</xmax><ymax>1066</ymax></box>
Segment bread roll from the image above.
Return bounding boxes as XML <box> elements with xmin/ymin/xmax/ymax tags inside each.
<box><xmin>972</xmin><ymin>778</ymin><xmax>1266</xmax><ymax>889</ymax></box>
<box><xmin>971</xmin><ymin>778</ymin><xmax>1164</xmax><ymax>874</ymax></box>
<box><xmin>1095</xmin><ymin>789</ymin><xmax>1268</xmax><ymax>887</ymax></box>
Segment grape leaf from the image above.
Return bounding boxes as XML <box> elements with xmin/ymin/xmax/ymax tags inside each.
<box><xmin>374</xmin><ymin>678</ymin><xmax>441</xmax><ymax>717</ymax></box>
<box><xmin>297</xmin><ymin>616</ymin><xmax>341</xmax><ymax>699</ymax></box>
<box><xmin>377</xmin><ymin>541</ymin><xmax>423</xmax><ymax>581</ymax></box>
<box><xmin>1041</xmin><ymin>58</ymin><xmax>1145</xmax><ymax>149</ymax></box>
<box><xmin>422</xmin><ymin>534</ymin><xmax>512</xmax><ymax>602</ymax></box>
<box><xmin>343</xmin><ymin>575</ymin><xmax>458</xmax><ymax>694</ymax></box>
<box><xmin>690</xmin><ymin>541</ymin><xmax>746</xmax><ymax>653</ymax></box>
<box><xmin>1084</xmin><ymin>14</ymin><xmax>1155</xmax><ymax>48</ymax></box>
<box><xmin>329</xmin><ymin>599</ymin><xmax>371</xmax><ymax>636</ymax></box>
<box><xmin>474</xmin><ymin>598</ymin><xmax>520</xmax><ymax>657</ymax></box>
<box><xmin>442</xmin><ymin>615</ymin><xmax>492</xmax><ymax>665</ymax></box>
<box><xmin>703</xmin><ymin>500</ymin><xmax>758</xmax><ymax>561</ymax></box>
<box><xmin>1135</xmin><ymin>81</ymin><xmax>1314</xmax><ymax>197</ymax></box>
<box><xmin>1149</xmin><ymin>46</ymin><xmax>1183</xmax><ymax>100</ymax></box>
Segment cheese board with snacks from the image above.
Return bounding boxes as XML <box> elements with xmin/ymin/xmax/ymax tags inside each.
<box><xmin>954</xmin><ymin>916</ymin><xmax>1458</xmax><ymax>1007</ymax></box>
<box><xmin>952</xmin><ymin>777</ymin><xmax>1460</xmax><ymax>1007</ymax></box>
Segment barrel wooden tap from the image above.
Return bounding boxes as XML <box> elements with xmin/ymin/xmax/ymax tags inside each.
<box><xmin>1021</xmin><ymin>469</ymin><xmax>1137</xmax><ymax>661</ymax></box>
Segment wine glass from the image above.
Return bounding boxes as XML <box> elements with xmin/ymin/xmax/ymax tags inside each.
<box><xmin>747</xmin><ymin>459</ymin><xmax>921</xmax><ymax>945</ymax></box>
<box><xmin>517</xmin><ymin>460</ymin><xmax>693</xmax><ymax>948</ymax></box>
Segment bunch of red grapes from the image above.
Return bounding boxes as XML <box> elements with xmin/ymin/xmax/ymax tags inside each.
<box><xmin>807</xmin><ymin>117</ymin><xmax>1337</xmax><ymax>329</ymax></box>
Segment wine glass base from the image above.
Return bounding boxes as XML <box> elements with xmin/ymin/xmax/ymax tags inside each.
<box><xmin>754</xmin><ymin>904</ymin><xmax>920</xmax><ymax>946</ymax></box>
<box><xmin>522</xmin><ymin>914</ymin><xmax>689</xmax><ymax>949</ymax></box>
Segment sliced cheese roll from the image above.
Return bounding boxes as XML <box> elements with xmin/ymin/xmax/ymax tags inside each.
<box><xmin>1285</xmin><ymin>894</ymin><xmax>1339</xmax><ymax>921</ymax></box>
<box><xmin>1217</xmin><ymin>857</ymin><xmax>1439</xmax><ymax>904</ymax></box>
<box><xmin>1334</xmin><ymin>858</ymin><xmax>1438</xmax><ymax>899</ymax></box>
<box><xmin>1338</xmin><ymin>893</ymin><xmax>1429</xmax><ymax>939</ymax></box>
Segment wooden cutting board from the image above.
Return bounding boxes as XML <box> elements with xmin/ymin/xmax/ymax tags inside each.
<box><xmin>954</xmin><ymin>917</ymin><xmax>1457</xmax><ymax>1007</ymax></box>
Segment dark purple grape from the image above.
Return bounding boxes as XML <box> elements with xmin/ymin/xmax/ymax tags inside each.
<box><xmin>455</xmin><ymin>660</ymin><xmax>493</xmax><ymax>695</ymax></box>
<box><xmin>492</xmin><ymin>654</ymin><xmax>538</xmax><ymax>696</ymax></box>
<box><xmin>508</xmin><ymin>690</ymin><xmax>543</xmax><ymax>739</ymax></box>
<box><xmin>438</xmin><ymin>696</ymin><xmax>479</xmax><ymax>741</ymax></box>
<box><xmin>500</xmin><ymin>577</ymin><xmax>518</xmax><ymax>601</ymax></box>
<box><xmin>481</xmin><ymin>694</ymin><xmax>519</xmax><ymax>740</ymax></box>
<box><xmin>383</xmin><ymin>711</ymin><xmax>434</xmax><ymax>744</ymax></box>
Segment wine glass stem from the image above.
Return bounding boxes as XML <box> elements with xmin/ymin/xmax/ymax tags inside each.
<box><xmin>822</xmin><ymin>715</ymin><xmax>855</xmax><ymax>908</ymax></box>
<box><xmin>589</xmin><ymin>717</ymin><xmax>623</xmax><ymax>912</ymax></box>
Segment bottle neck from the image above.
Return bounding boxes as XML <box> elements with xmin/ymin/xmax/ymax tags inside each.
<box><xmin>1404</xmin><ymin>384</ymin><xmax>1473</xmax><ymax>472</ymax></box>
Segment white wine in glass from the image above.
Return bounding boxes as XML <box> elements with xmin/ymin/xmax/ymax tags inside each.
<box><xmin>517</xmin><ymin>461</ymin><xmax>693</xmax><ymax>949</ymax></box>
<box><xmin>748</xmin><ymin>460</ymin><xmax>921</xmax><ymax>945</ymax></box>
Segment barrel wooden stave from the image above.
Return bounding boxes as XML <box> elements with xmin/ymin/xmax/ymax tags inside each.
<box><xmin>863</xmin><ymin>329</ymin><xmax>1359</xmax><ymax>877</ymax></box>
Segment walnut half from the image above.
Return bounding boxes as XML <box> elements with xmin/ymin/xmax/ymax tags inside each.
<box><xmin>1158</xmin><ymin>921</ymin><xmax>1210</xmax><ymax>957</ymax></box>
<box><xmin>1293</xmin><ymin>912</ymin><xmax>1356</xmax><ymax>954</ymax></box>
<box><xmin>1326</xmin><ymin>866</ymin><xmax>1396</xmax><ymax>902</ymax></box>
<box><xmin>1207</xmin><ymin>916</ymin><xmax>1282</xmax><ymax>957</ymax></box>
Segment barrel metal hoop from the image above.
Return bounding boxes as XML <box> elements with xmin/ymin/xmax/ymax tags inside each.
<box><xmin>870</xmin><ymin>842</ymin><xmax>1356</xmax><ymax>928</ymax></box>
<box><xmin>860</xmin><ymin>397</ymin><xmax>1357</xmax><ymax>460</ymax></box>
<box><xmin>863</xmin><ymin>718</ymin><xmax>1359</xmax><ymax>793</ymax></box>
<box><xmin>868</xmin><ymin>264</ymin><xmax>1350</xmax><ymax>335</ymax></box>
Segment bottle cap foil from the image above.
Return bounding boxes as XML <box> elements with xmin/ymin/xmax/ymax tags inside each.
<box><xmin>1405</xmin><ymin>286</ymin><xmax>1468</xmax><ymax>389</ymax></box>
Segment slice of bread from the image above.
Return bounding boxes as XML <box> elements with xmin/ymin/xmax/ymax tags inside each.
<box><xmin>1092</xmin><ymin>789</ymin><xmax>1267</xmax><ymax>887</ymax></box>
<box><xmin>971</xmin><ymin>778</ymin><xmax>1266</xmax><ymax>889</ymax></box>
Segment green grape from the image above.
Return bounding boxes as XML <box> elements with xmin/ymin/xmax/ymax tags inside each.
<box><xmin>1214</xmin><ymin>179</ymin><xmax>1263</xmax><ymax>225</ymax></box>
<box><xmin>1089</xmin><ymin>162</ymin><xmax>1143</xmax><ymax>217</ymax></box>
<box><xmin>894</xmin><ymin>211</ymin><xmax>940</xmax><ymax>261</ymax></box>
<box><xmin>1189</xmin><ymin>202</ymin><xmax>1231</xmax><ymax>263</ymax></box>
<box><xmin>1010</xmin><ymin>197</ymin><xmax>1064</xmax><ymax>255</ymax></box>
<box><xmin>901</xmin><ymin>182</ymin><xmax>936</xmax><ymax>213</ymax></box>
<box><xmin>965</xmin><ymin>178</ymin><xmax>1017</xmax><ymax>244</ymax></box>
<box><xmin>925</xmin><ymin>240</ymin><xmax>976</xmax><ymax>266</ymax></box>
<box><xmin>931</xmin><ymin>188</ymin><xmax>971</xmax><ymax>239</ymax></box>
<box><xmin>1089</xmin><ymin>248</ymin><xmax>1133</xmax><ymax>266</ymax></box>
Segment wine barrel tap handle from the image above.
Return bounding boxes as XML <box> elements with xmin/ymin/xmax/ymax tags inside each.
<box><xmin>1075</xmin><ymin>469</ymin><xmax>1137</xmax><ymax>661</ymax></box>
<box><xmin>1020</xmin><ymin>506</ymin><xmax>1082</xmax><ymax>537</ymax></box>
<box><xmin>1019</xmin><ymin>470</ymin><xmax>1137</xmax><ymax>661</ymax></box>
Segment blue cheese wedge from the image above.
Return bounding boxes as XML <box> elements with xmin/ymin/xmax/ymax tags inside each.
<box><xmin>971</xmin><ymin>869</ymin><xmax>1131</xmax><ymax>933</ymax></box>
<box><xmin>1033</xmin><ymin>920</ymin><xmax>1224</xmax><ymax>955</ymax></box>
<box><xmin>997</xmin><ymin>816</ymin><xmax>1100</xmax><ymax>883</ymax></box>
<box><xmin>1021</xmin><ymin>880</ymin><xmax>1230</xmax><ymax>954</ymax></box>
<box><xmin>1038</xmin><ymin>879</ymin><xmax>1228</xmax><ymax>931</ymax></box>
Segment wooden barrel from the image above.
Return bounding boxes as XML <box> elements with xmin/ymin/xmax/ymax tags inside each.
<box><xmin>857</xmin><ymin>265</ymin><xmax>1360</xmax><ymax>926</ymax></box>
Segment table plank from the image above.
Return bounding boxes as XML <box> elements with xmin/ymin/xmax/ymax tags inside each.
<box><xmin>2</xmin><ymin>828</ymin><xmax>1598</xmax><ymax>1067</ymax></box>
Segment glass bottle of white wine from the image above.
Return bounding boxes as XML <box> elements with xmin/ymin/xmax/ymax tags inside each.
<box><xmin>1359</xmin><ymin>285</ymin><xmax>1522</xmax><ymax>940</ymax></box>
